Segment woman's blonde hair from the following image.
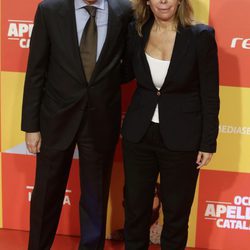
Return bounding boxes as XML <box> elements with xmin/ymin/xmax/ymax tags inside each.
<box><xmin>131</xmin><ymin>0</ymin><xmax>194</xmax><ymax>35</ymax></box>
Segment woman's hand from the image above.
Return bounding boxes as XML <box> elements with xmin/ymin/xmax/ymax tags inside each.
<box><xmin>196</xmin><ymin>151</ymin><xmax>213</xmax><ymax>169</ymax></box>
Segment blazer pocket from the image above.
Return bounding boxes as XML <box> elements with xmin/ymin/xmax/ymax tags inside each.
<box><xmin>182</xmin><ymin>102</ymin><xmax>201</xmax><ymax>113</ymax></box>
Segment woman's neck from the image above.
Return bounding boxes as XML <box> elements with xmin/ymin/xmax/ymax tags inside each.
<box><xmin>153</xmin><ymin>18</ymin><xmax>177</xmax><ymax>32</ymax></box>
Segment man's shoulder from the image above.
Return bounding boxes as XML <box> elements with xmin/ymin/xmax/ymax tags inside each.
<box><xmin>115</xmin><ymin>0</ymin><xmax>131</xmax><ymax>9</ymax></box>
<box><xmin>108</xmin><ymin>0</ymin><xmax>131</xmax><ymax>15</ymax></box>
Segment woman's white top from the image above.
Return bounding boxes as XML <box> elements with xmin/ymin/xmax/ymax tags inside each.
<box><xmin>145</xmin><ymin>53</ymin><xmax>170</xmax><ymax>123</ymax></box>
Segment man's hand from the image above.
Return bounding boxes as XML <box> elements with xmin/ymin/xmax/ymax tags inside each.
<box><xmin>25</xmin><ymin>132</ymin><xmax>42</xmax><ymax>154</ymax></box>
<box><xmin>196</xmin><ymin>151</ymin><xmax>213</xmax><ymax>169</ymax></box>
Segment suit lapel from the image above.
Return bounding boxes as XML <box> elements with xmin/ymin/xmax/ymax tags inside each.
<box><xmin>90</xmin><ymin>0</ymin><xmax>122</xmax><ymax>84</ymax></box>
<box><xmin>57</xmin><ymin>0</ymin><xmax>123</xmax><ymax>85</ymax></box>
<box><xmin>161</xmin><ymin>24</ymin><xmax>191</xmax><ymax>91</ymax></box>
<box><xmin>140</xmin><ymin>18</ymin><xmax>157</xmax><ymax>90</ymax></box>
<box><xmin>58</xmin><ymin>0</ymin><xmax>87</xmax><ymax>84</ymax></box>
<box><xmin>140</xmin><ymin>19</ymin><xmax>191</xmax><ymax>91</ymax></box>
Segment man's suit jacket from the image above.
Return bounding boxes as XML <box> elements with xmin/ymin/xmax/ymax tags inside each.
<box><xmin>21</xmin><ymin>0</ymin><xmax>131</xmax><ymax>151</ymax></box>
<box><xmin>122</xmin><ymin>17</ymin><xmax>220</xmax><ymax>153</ymax></box>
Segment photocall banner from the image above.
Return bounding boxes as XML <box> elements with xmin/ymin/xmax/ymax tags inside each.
<box><xmin>196</xmin><ymin>170</ymin><xmax>250</xmax><ymax>250</ymax></box>
<box><xmin>209</xmin><ymin>0</ymin><xmax>250</xmax><ymax>88</ymax></box>
<box><xmin>0</xmin><ymin>0</ymin><xmax>249</xmax><ymax>249</ymax></box>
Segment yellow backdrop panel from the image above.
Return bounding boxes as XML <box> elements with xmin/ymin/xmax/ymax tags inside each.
<box><xmin>193</xmin><ymin>0</ymin><xmax>210</xmax><ymax>24</ymax></box>
<box><xmin>1</xmin><ymin>72</ymin><xmax>25</xmax><ymax>152</ymax></box>
<box><xmin>205</xmin><ymin>86</ymin><xmax>250</xmax><ymax>173</ymax></box>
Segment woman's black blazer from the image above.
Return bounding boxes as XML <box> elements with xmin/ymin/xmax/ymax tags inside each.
<box><xmin>122</xmin><ymin>18</ymin><xmax>220</xmax><ymax>153</ymax></box>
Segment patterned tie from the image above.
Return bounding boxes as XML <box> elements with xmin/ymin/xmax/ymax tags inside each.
<box><xmin>80</xmin><ymin>6</ymin><xmax>97</xmax><ymax>82</ymax></box>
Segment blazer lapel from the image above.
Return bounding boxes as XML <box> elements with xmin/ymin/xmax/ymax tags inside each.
<box><xmin>161</xmin><ymin>25</ymin><xmax>191</xmax><ymax>91</ymax></box>
<box><xmin>140</xmin><ymin>19</ymin><xmax>191</xmax><ymax>91</ymax></box>
<box><xmin>139</xmin><ymin>17</ymin><xmax>157</xmax><ymax>90</ymax></box>
<box><xmin>90</xmin><ymin>0</ymin><xmax>122</xmax><ymax>83</ymax></box>
<box><xmin>58</xmin><ymin>0</ymin><xmax>87</xmax><ymax>84</ymax></box>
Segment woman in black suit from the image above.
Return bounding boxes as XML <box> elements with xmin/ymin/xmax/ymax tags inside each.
<box><xmin>122</xmin><ymin>0</ymin><xmax>219</xmax><ymax>249</ymax></box>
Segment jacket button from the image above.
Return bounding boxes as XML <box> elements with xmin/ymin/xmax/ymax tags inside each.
<box><xmin>157</xmin><ymin>91</ymin><xmax>161</xmax><ymax>96</ymax></box>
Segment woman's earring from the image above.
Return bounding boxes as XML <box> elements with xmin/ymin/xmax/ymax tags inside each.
<box><xmin>146</xmin><ymin>1</ymin><xmax>150</xmax><ymax>5</ymax></box>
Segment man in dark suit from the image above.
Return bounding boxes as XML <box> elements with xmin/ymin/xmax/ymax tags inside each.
<box><xmin>21</xmin><ymin>0</ymin><xmax>131</xmax><ymax>249</ymax></box>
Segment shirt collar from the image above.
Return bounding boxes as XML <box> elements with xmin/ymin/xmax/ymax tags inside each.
<box><xmin>75</xmin><ymin>0</ymin><xmax>105</xmax><ymax>10</ymax></box>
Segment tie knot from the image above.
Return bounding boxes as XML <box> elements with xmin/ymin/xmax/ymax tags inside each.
<box><xmin>84</xmin><ymin>6</ymin><xmax>96</xmax><ymax>17</ymax></box>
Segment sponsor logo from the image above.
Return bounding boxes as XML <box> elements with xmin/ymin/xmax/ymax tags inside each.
<box><xmin>219</xmin><ymin>125</ymin><xmax>250</xmax><ymax>135</ymax></box>
<box><xmin>26</xmin><ymin>186</ymin><xmax>72</xmax><ymax>205</ymax></box>
<box><xmin>209</xmin><ymin>0</ymin><xmax>250</xmax><ymax>87</ymax></box>
<box><xmin>205</xmin><ymin>196</ymin><xmax>250</xmax><ymax>231</ymax></box>
<box><xmin>7</xmin><ymin>20</ymin><xmax>33</xmax><ymax>48</ymax></box>
<box><xmin>231</xmin><ymin>37</ymin><xmax>250</xmax><ymax>50</ymax></box>
<box><xmin>196</xmin><ymin>171</ymin><xmax>250</xmax><ymax>249</ymax></box>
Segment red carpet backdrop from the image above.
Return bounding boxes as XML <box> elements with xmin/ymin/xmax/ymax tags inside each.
<box><xmin>0</xmin><ymin>0</ymin><xmax>250</xmax><ymax>249</ymax></box>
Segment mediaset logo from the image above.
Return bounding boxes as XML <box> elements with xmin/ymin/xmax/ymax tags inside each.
<box><xmin>205</xmin><ymin>196</ymin><xmax>250</xmax><ymax>231</ymax></box>
<box><xmin>231</xmin><ymin>37</ymin><xmax>250</xmax><ymax>50</ymax></box>
<box><xmin>7</xmin><ymin>19</ymin><xmax>34</xmax><ymax>48</ymax></box>
<box><xmin>26</xmin><ymin>186</ymin><xmax>72</xmax><ymax>206</ymax></box>
<box><xmin>219</xmin><ymin>125</ymin><xmax>250</xmax><ymax>135</ymax></box>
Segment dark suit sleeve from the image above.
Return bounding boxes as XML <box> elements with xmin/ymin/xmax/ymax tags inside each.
<box><xmin>121</xmin><ymin>22</ymin><xmax>135</xmax><ymax>83</ymax></box>
<box><xmin>197</xmin><ymin>27</ymin><xmax>220</xmax><ymax>153</ymax></box>
<box><xmin>21</xmin><ymin>4</ymin><xmax>50</xmax><ymax>132</ymax></box>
